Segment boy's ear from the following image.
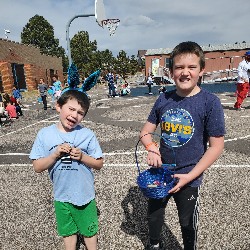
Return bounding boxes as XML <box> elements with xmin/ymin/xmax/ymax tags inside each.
<box><xmin>199</xmin><ymin>68</ymin><xmax>205</xmax><ymax>77</ymax></box>
<box><xmin>55</xmin><ymin>103</ymin><xmax>61</xmax><ymax>113</ymax></box>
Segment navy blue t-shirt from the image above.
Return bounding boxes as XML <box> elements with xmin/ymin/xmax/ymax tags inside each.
<box><xmin>147</xmin><ymin>89</ymin><xmax>225</xmax><ymax>186</ymax></box>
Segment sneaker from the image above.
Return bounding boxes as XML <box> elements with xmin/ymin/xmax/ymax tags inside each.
<box><xmin>146</xmin><ymin>242</ymin><xmax>165</xmax><ymax>250</ymax></box>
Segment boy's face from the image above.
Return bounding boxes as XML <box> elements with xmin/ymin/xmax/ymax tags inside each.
<box><xmin>171</xmin><ymin>53</ymin><xmax>204</xmax><ymax>97</ymax></box>
<box><xmin>56</xmin><ymin>98</ymin><xmax>85</xmax><ymax>132</ymax></box>
<box><xmin>246</xmin><ymin>55</ymin><xmax>250</xmax><ymax>62</ymax></box>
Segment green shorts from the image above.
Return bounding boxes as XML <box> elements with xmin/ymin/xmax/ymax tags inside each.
<box><xmin>54</xmin><ymin>199</ymin><xmax>98</xmax><ymax>237</ymax></box>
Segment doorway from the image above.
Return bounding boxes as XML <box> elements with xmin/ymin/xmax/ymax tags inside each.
<box><xmin>11</xmin><ymin>63</ymin><xmax>26</xmax><ymax>90</ymax></box>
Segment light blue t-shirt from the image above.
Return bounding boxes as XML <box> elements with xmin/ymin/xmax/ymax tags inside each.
<box><xmin>53</xmin><ymin>81</ymin><xmax>62</xmax><ymax>91</ymax></box>
<box><xmin>30</xmin><ymin>124</ymin><xmax>103</xmax><ymax>206</ymax></box>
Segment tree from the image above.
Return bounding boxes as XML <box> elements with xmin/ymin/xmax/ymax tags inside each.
<box><xmin>21</xmin><ymin>15</ymin><xmax>68</xmax><ymax>72</ymax></box>
<box><xmin>91</xmin><ymin>49</ymin><xmax>114</xmax><ymax>74</ymax></box>
<box><xmin>114</xmin><ymin>50</ymin><xmax>131</xmax><ymax>80</ymax></box>
<box><xmin>70</xmin><ymin>31</ymin><xmax>97</xmax><ymax>77</ymax></box>
<box><xmin>129</xmin><ymin>55</ymin><xmax>139</xmax><ymax>75</ymax></box>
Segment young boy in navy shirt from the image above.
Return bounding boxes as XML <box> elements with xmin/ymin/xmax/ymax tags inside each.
<box><xmin>140</xmin><ymin>41</ymin><xmax>225</xmax><ymax>250</ymax></box>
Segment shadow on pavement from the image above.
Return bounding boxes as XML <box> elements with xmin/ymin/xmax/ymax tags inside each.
<box><xmin>121</xmin><ymin>186</ymin><xmax>182</xmax><ymax>249</ymax></box>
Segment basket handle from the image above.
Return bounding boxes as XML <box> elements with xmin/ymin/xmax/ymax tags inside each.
<box><xmin>135</xmin><ymin>132</ymin><xmax>176</xmax><ymax>175</ymax></box>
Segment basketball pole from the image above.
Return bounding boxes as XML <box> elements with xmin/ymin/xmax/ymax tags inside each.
<box><xmin>66</xmin><ymin>14</ymin><xmax>95</xmax><ymax>66</ymax></box>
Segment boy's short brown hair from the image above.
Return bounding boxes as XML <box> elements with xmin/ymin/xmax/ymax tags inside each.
<box><xmin>169</xmin><ymin>41</ymin><xmax>205</xmax><ymax>72</ymax></box>
<box><xmin>57</xmin><ymin>90</ymin><xmax>90</xmax><ymax>116</ymax></box>
<box><xmin>52</xmin><ymin>74</ymin><xmax>59</xmax><ymax>80</ymax></box>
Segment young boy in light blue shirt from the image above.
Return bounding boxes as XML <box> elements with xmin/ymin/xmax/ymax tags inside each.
<box><xmin>30</xmin><ymin>90</ymin><xmax>103</xmax><ymax>250</ymax></box>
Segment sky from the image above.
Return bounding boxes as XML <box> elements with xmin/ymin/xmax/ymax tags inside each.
<box><xmin>0</xmin><ymin>0</ymin><xmax>249</xmax><ymax>57</ymax></box>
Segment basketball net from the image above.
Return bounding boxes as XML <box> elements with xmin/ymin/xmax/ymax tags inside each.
<box><xmin>102</xmin><ymin>19</ymin><xmax>120</xmax><ymax>36</ymax></box>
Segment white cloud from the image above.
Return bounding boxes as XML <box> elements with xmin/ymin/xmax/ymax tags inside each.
<box><xmin>123</xmin><ymin>15</ymin><xmax>155</xmax><ymax>27</ymax></box>
<box><xmin>0</xmin><ymin>0</ymin><xmax>249</xmax><ymax>57</ymax></box>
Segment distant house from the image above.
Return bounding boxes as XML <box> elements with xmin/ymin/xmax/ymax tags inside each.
<box><xmin>137</xmin><ymin>49</ymin><xmax>147</xmax><ymax>66</ymax></box>
<box><xmin>0</xmin><ymin>38</ymin><xmax>63</xmax><ymax>93</ymax></box>
<box><xmin>144</xmin><ymin>42</ymin><xmax>250</xmax><ymax>83</ymax></box>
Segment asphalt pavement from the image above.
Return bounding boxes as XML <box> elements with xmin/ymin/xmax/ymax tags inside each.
<box><xmin>0</xmin><ymin>85</ymin><xmax>249</xmax><ymax>250</ymax></box>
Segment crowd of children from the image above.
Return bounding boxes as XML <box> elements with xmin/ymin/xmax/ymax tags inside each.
<box><xmin>0</xmin><ymin>75</ymin><xmax>63</xmax><ymax>127</ymax></box>
<box><xmin>106</xmin><ymin>72</ymin><xmax>131</xmax><ymax>97</ymax></box>
<box><xmin>0</xmin><ymin>87</ymin><xmax>24</xmax><ymax>127</ymax></box>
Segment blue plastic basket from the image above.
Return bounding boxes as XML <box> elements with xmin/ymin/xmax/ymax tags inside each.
<box><xmin>135</xmin><ymin>133</ymin><xmax>176</xmax><ymax>199</ymax></box>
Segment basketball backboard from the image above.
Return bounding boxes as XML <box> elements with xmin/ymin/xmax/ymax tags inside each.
<box><xmin>95</xmin><ymin>0</ymin><xmax>106</xmax><ymax>28</ymax></box>
<box><xmin>95</xmin><ymin>0</ymin><xmax>120</xmax><ymax>36</ymax></box>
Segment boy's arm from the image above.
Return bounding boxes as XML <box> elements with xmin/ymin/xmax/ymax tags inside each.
<box><xmin>169</xmin><ymin>135</ymin><xmax>224</xmax><ymax>193</ymax></box>
<box><xmin>33</xmin><ymin>143</ymin><xmax>72</xmax><ymax>173</ymax></box>
<box><xmin>187</xmin><ymin>136</ymin><xmax>224</xmax><ymax>180</ymax></box>
<box><xmin>80</xmin><ymin>153</ymin><xmax>103</xmax><ymax>170</ymax></box>
<box><xmin>33</xmin><ymin>153</ymin><xmax>58</xmax><ymax>173</ymax></box>
<box><xmin>140</xmin><ymin>121</ymin><xmax>162</xmax><ymax>167</ymax></box>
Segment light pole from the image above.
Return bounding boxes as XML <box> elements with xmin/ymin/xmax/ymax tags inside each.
<box><xmin>4</xmin><ymin>29</ymin><xmax>10</xmax><ymax>39</ymax></box>
<box><xmin>66</xmin><ymin>14</ymin><xmax>95</xmax><ymax>66</ymax></box>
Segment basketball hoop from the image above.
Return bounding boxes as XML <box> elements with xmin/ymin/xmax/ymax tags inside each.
<box><xmin>102</xmin><ymin>19</ymin><xmax>120</xmax><ymax>36</ymax></box>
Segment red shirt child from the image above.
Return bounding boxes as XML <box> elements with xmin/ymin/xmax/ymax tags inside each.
<box><xmin>5</xmin><ymin>102</ymin><xmax>18</xmax><ymax>118</ymax></box>
<box><xmin>10</xmin><ymin>96</ymin><xmax>18</xmax><ymax>105</ymax></box>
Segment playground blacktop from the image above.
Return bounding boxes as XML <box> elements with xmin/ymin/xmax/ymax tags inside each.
<box><xmin>0</xmin><ymin>85</ymin><xmax>250</xmax><ymax>250</ymax></box>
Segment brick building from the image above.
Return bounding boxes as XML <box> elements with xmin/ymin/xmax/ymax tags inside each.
<box><xmin>0</xmin><ymin>38</ymin><xmax>63</xmax><ymax>93</ymax></box>
<box><xmin>144</xmin><ymin>42</ymin><xmax>250</xmax><ymax>83</ymax></box>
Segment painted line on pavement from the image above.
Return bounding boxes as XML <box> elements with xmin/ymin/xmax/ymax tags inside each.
<box><xmin>1</xmin><ymin>130</ymin><xmax>250</xmax><ymax>157</ymax></box>
<box><xmin>0</xmin><ymin>115</ymin><xmax>58</xmax><ymax>139</ymax></box>
<box><xmin>0</xmin><ymin>153</ymin><xmax>29</xmax><ymax>156</ymax></box>
<box><xmin>225</xmin><ymin>134</ymin><xmax>250</xmax><ymax>142</ymax></box>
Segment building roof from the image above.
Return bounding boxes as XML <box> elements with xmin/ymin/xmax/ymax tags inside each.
<box><xmin>145</xmin><ymin>42</ymin><xmax>250</xmax><ymax>56</ymax></box>
<box><xmin>137</xmin><ymin>49</ymin><xmax>147</xmax><ymax>58</ymax></box>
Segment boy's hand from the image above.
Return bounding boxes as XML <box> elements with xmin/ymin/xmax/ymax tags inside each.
<box><xmin>168</xmin><ymin>173</ymin><xmax>192</xmax><ymax>193</ymax></box>
<box><xmin>53</xmin><ymin>143</ymin><xmax>72</xmax><ymax>159</ymax></box>
<box><xmin>70</xmin><ymin>147</ymin><xmax>83</xmax><ymax>161</ymax></box>
<box><xmin>147</xmin><ymin>150</ymin><xmax>162</xmax><ymax>167</ymax></box>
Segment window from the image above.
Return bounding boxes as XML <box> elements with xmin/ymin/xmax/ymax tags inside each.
<box><xmin>165</xmin><ymin>58</ymin><xmax>170</xmax><ymax>69</ymax></box>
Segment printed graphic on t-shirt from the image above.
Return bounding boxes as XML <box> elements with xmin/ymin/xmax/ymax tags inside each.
<box><xmin>61</xmin><ymin>153</ymin><xmax>72</xmax><ymax>164</ymax></box>
<box><xmin>161</xmin><ymin>108</ymin><xmax>194</xmax><ymax>147</ymax></box>
<box><xmin>58</xmin><ymin>153</ymin><xmax>78</xmax><ymax>171</ymax></box>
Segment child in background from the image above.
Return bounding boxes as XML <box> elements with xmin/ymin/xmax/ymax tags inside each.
<box><xmin>2</xmin><ymin>92</ymin><xmax>10</xmax><ymax>106</ymax></box>
<box><xmin>0</xmin><ymin>101</ymin><xmax>5</xmax><ymax>127</ymax></box>
<box><xmin>234</xmin><ymin>50</ymin><xmax>250</xmax><ymax>110</ymax></box>
<box><xmin>5</xmin><ymin>100</ymin><xmax>18</xmax><ymax>119</ymax></box>
<box><xmin>38</xmin><ymin>78</ymin><xmax>48</xmax><ymax>110</ymax></box>
<box><xmin>12</xmin><ymin>86</ymin><xmax>24</xmax><ymax>107</ymax></box>
<box><xmin>9</xmin><ymin>95</ymin><xmax>22</xmax><ymax>116</ymax></box>
<box><xmin>30</xmin><ymin>90</ymin><xmax>103</xmax><ymax>250</ymax></box>
<box><xmin>140</xmin><ymin>41</ymin><xmax>225</xmax><ymax>250</ymax></box>
<box><xmin>52</xmin><ymin>74</ymin><xmax>62</xmax><ymax>100</ymax></box>
<box><xmin>48</xmin><ymin>84</ymin><xmax>56</xmax><ymax>110</ymax></box>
